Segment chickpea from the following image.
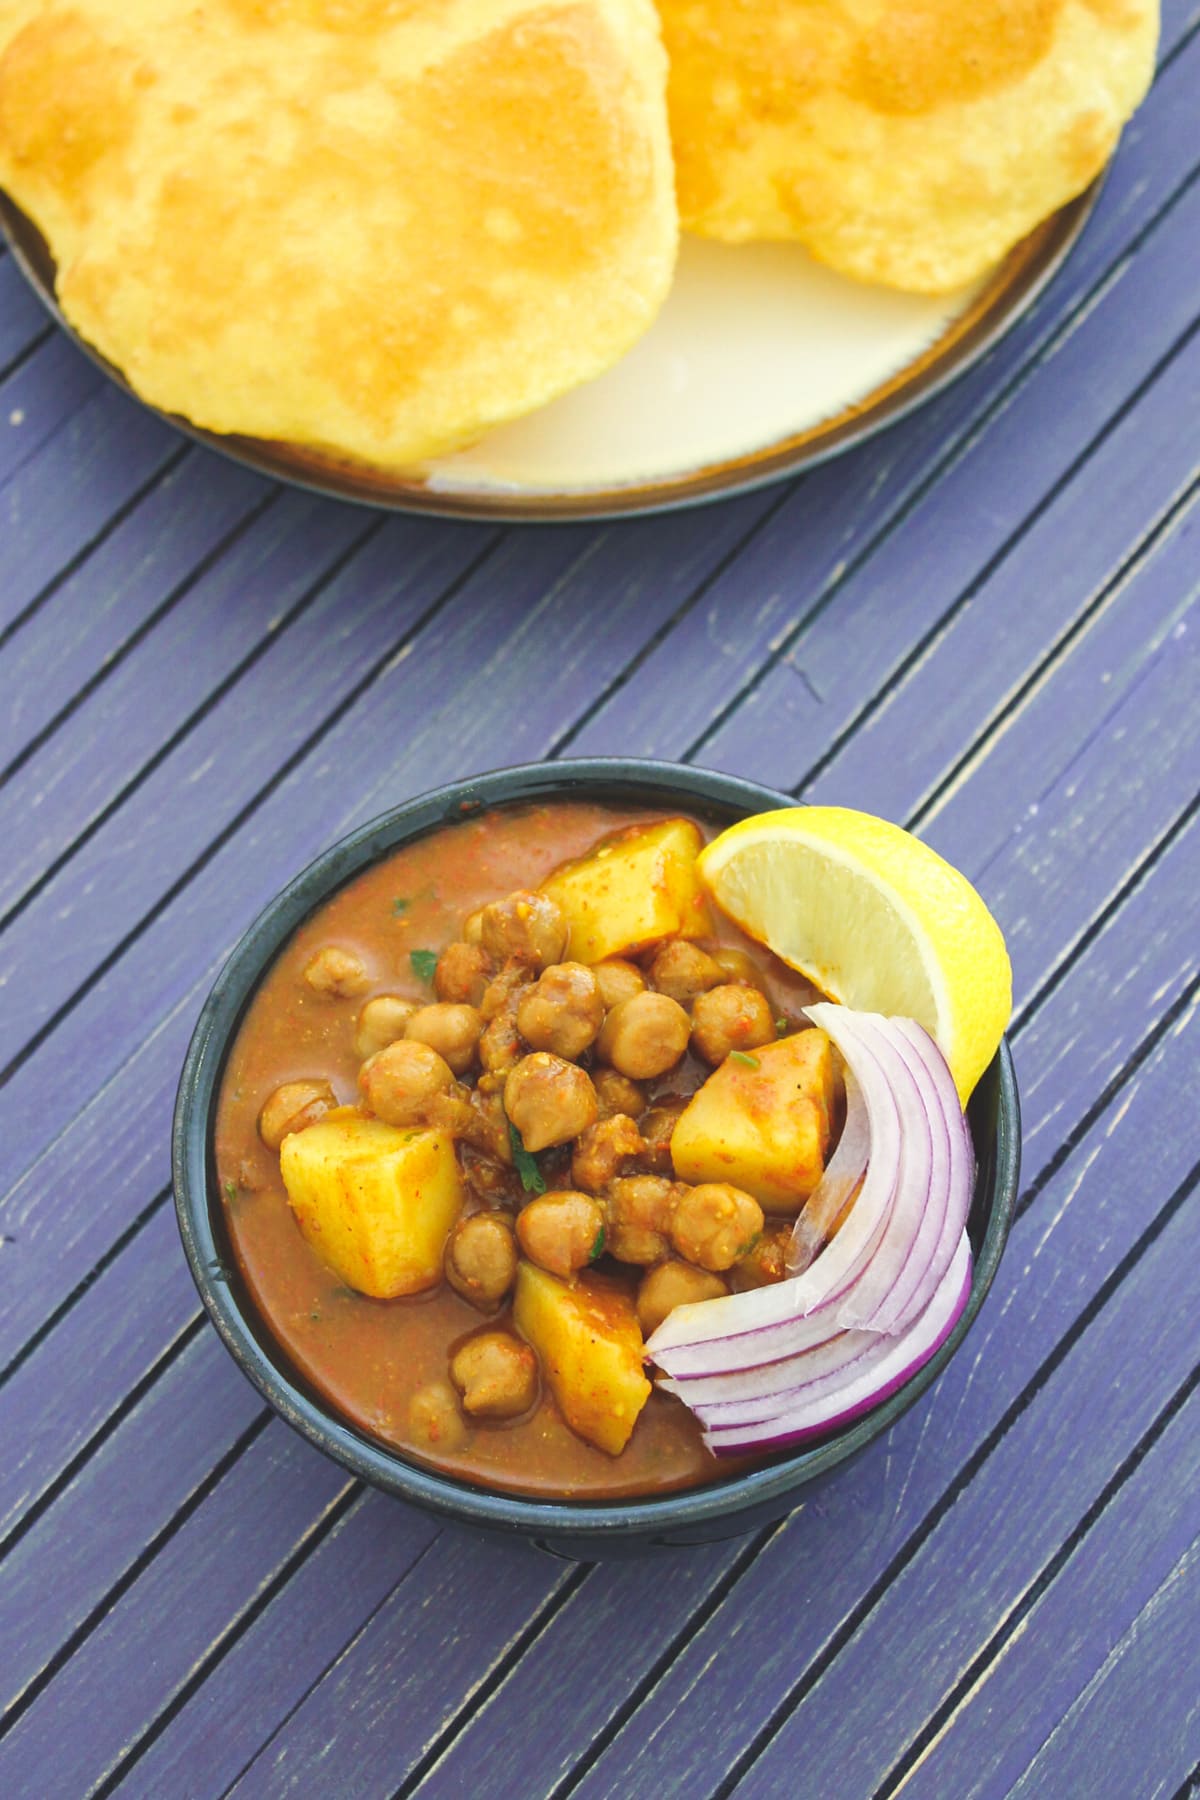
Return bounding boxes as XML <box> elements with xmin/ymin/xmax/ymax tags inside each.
<box><xmin>592</xmin><ymin>958</ymin><xmax>646</xmax><ymax>1010</ymax></box>
<box><xmin>478</xmin><ymin>1010</ymin><xmax>524</xmax><ymax>1077</ymax></box>
<box><xmin>462</xmin><ymin>1147</ymin><xmax>522</xmax><ymax>1210</ymax></box>
<box><xmin>353</xmin><ymin>995</ymin><xmax>418</xmax><ymax>1061</ymax></box>
<box><xmin>637</xmin><ymin>1261</ymin><xmax>729</xmax><ymax>1337</ymax></box>
<box><xmin>638</xmin><ymin>1098</ymin><xmax>688</xmax><ymax>1175</ymax></box>
<box><xmin>450</xmin><ymin>1331</ymin><xmax>538</xmax><ymax>1419</ymax></box>
<box><xmin>593</xmin><ymin>1066</ymin><xmax>646</xmax><ymax>1121</ymax></box>
<box><xmin>404</xmin><ymin>1002</ymin><xmax>484</xmax><ymax>1075</ymax></box>
<box><xmin>303</xmin><ymin>945</ymin><xmax>371</xmax><ymax>998</ymax></box>
<box><xmin>409</xmin><ymin>1380</ymin><xmax>468</xmax><ymax>1452</ymax></box>
<box><xmin>709</xmin><ymin>947</ymin><xmax>770</xmax><ymax>995</ymax></box>
<box><xmin>648</xmin><ymin>940</ymin><xmax>724</xmax><ymax>1004</ymax></box>
<box><xmin>516</xmin><ymin>962</ymin><xmax>604</xmax><ymax>1060</ymax></box>
<box><xmin>435</xmin><ymin>940</ymin><xmax>494</xmax><ymax>1007</ymax></box>
<box><xmin>463</xmin><ymin>908</ymin><xmax>485</xmax><ymax>946</ymax></box>
<box><xmin>690</xmin><ymin>985</ymin><xmax>776</xmax><ymax>1066</ymax></box>
<box><xmin>464</xmin><ymin>1087</ymin><xmax>514</xmax><ymax>1164</ymax></box>
<box><xmin>480</xmin><ymin>890</ymin><xmax>566</xmax><ymax>972</ymax></box>
<box><xmin>571</xmin><ymin>1114</ymin><xmax>644</xmax><ymax>1193</ymax></box>
<box><xmin>597</xmin><ymin>992</ymin><xmax>690</xmax><ymax>1080</ymax></box>
<box><xmin>257</xmin><ymin>1079</ymin><xmax>336</xmax><ymax>1151</ymax></box>
<box><xmin>670</xmin><ymin>1183</ymin><xmax>764</xmax><ymax>1272</ymax></box>
<box><xmin>732</xmin><ymin>1223</ymin><xmax>793</xmax><ymax>1290</ymax></box>
<box><xmin>480</xmin><ymin>963</ymin><xmax>533</xmax><ymax>1022</ymax></box>
<box><xmin>516</xmin><ymin>1191</ymin><xmax>606</xmax><ymax>1277</ymax></box>
<box><xmin>358</xmin><ymin>1039</ymin><xmax>455</xmax><ymax>1126</ymax></box>
<box><xmin>504</xmin><ymin>1053</ymin><xmax>598</xmax><ymax>1153</ymax></box>
<box><xmin>606</xmin><ymin>1175</ymin><xmax>679</xmax><ymax>1265</ymax></box>
<box><xmin>445</xmin><ymin>1214</ymin><xmax>518</xmax><ymax>1308</ymax></box>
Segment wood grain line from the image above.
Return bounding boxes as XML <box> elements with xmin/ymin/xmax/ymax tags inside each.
<box><xmin>0</xmin><ymin>1408</ymin><xmax>272</xmax><ymax>1740</ymax></box>
<box><xmin>0</xmin><ymin>483</ymin><xmax>281</xmax><ymax>791</ymax></box>
<box><xmin>872</xmin><ymin>1357</ymin><xmax>1200</xmax><ymax>1800</ymax></box>
<box><xmin>0</xmin><ymin>441</ymin><xmax>192</xmax><ymax>660</ymax></box>
<box><xmin>787</xmin><ymin>319</ymin><xmax>1200</xmax><ymax>804</ymax></box>
<box><xmin>704</xmin><ymin>1150</ymin><xmax>1200</xmax><ymax>1800</ymax></box>
<box><xmin>0</xmin><ymin>321</ymin><xmax>51</xmax><ymax>390</ymax></box>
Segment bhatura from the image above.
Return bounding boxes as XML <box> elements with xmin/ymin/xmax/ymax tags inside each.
<box><xmin>0</xmin><ymin>0</ymin><xmax>677</xmax><ymax>466</ymax></box>
<box><xmin>657</xmin><ymin>0</ymin><xmax>1158</xmax><ymax>293</ymax></box>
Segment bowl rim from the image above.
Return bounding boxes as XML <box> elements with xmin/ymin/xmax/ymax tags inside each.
<box><xmin>172</xmin><ymin>756</ymin><xmax>1021</xmax><ymax>1539</ymax></box>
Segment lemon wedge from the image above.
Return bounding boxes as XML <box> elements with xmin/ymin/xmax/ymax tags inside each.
<box><xmin>697</xmin><ymin>807</ymin><xmax>1012</xmax><ymax>1103</ymax></box>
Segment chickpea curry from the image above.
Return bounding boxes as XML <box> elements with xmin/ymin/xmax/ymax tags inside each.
<box><xmin>216</xmin><ymin>803</ymin><xmax>842</xmax><ymax>1499</ymax></box>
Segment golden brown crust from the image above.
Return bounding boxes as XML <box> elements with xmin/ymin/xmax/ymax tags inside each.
<box><xmin>0</xmin><ymin>0</ymin><xmax>677</xmax><ymax>464</ymax></box>
<box><xmin>658</xmin><ymin>0</ymin><xmax>1158</xmax><ymax>292</ymax></box>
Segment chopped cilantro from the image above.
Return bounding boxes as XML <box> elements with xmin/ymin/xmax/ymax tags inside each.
<box><xmin>392</xmin><ymin>896</ymin><xmax>411</xmax><ymax>915</ymax></box>
<box><xmin>590</xmin><ymin>1224</ymin><xmax>606</xmax><ymax>1262</ymax></box>
<box><xmin>730</xmin><ymin>1050</ymin><xmax>760</xmax><ymax>1069</ymax></box>
<box><xmin>222</xmin><ymin>1178</ymin><xmax>238</xmax><ymax>1202</ymax></box>
<box><xmin>507</xmin><ymin>1120</ymin><xmax>547</xmax><ymax>1195</ymax></box>
<box><xmin>409</xmin><ymin>948</ymin><xmax>439</xmax><ymax>983</ymax></box>
<box><xmin>775</xmin><ymin>1018</ymin><xmax>789</xmax><ymax>1035</ymax></box>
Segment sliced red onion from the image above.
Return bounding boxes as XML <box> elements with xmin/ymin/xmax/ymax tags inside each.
<box><xmin>776</xmin><ymin>1017</ymin><xmax>902</xmax><ymax>1315</ymax></box>
<box><xmin>884</xmin><ymin>1018</ymin><xmax>975</xmax><ymax>1334</ymax></box>
<box><xmin>703</xmin><ymin>1232</ymin><xmax>971</xmax><ymax>1456</ymax></box>
<box><xmin>659</xmin><ymin>1327</ymin><xmax>876</xmax><ymax>1424</ymax></box>
<box><xmin>646</xmin><ymin>1003</ymin><xmax>978</xmax><ymax>1455</ymax></box>
<box><xmin>821</xmin><ymin>1012</ymin><xmax>934</xmax><ymax>1331</ymax></box>
<box><xmin>787</xmin><ymin>1068</ymin><xmax>869</xmax><ymax>1274</ymax></box>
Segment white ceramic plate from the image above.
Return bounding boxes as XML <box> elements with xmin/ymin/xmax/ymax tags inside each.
<box><xmin>0</xmin><ymin>182</ymin><xmax>1099</xmax><ymax>521</ymax></box>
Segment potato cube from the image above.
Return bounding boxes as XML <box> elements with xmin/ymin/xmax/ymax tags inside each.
<box><xmin>540</xmin><ymin>818</ymin><xmax>713</xmax><ymax>965</ymax></box>
<box><xmin>280</xmin><ymin>1111</ymin><xmax>463</xmax><ymax>1298</ymax></box>
<box><xmin>670</xmin><ymin>1028</ymin><xmax>835</xmax><ymax>1214</ymax></box>
<box><xmin>513</xmin><ymin>1263</ymin><xmax>651</xmax><ymax>1455</ymax></box>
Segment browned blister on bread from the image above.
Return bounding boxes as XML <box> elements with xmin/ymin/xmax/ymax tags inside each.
<box><xmin>657</xmin><ymin>0</ymin><xmax>1158</xmax><ymax>292</ymax></box>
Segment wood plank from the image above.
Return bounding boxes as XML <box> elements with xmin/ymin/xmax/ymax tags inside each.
<box><xmin>0</xmin><ymin>451</ymin><xmax>272</xmax><ymax>771</ymax></box>
<box><xmin>565</xmin><ymin>18</ymin><xmax>1200</xmax><ymax>763</ymax></box>
<box><xmin>0</xmin><ymin>387</ymin><xmax>180</xmax><ymax>635</ymax></box>
<box><xmin>224</xmin><ymin>1536</ymin><xmax>578</xmax><ymax>1800</ymax></box>
<box><xmin>148</xmin><ymin>1512</ymin><xmax>744</xmax><ymax>1799</ymax></box>
<box><xmin>694</xmin><ymin>172</ymin><xmax>1200</xmax><ymax>793</ymax></box>
<box><xmin>0</xmin><ymin>330</ymin><xmax>100</xmax><ymax>490</ymax></box>
<box><xmin>1005</xmin><ymin>1540</ymin><xmax>1200</xmax><ymax>1800</ymax></box>
<box><xmin>0</xmin><ymin>1329</ymin><xmax>262</xmax><ymax>1719</ymax></box>
<box><xmin>0</xmin><ymin>483</ymin><xmax>374</xmax><ymax>925</ymax></box>
<box><xmin>0</xmin><ymin>1203</ymin><xmax>208</xmax><ymax>1542</ymax></box>
<box><xmin>0</xmin><ymin>1424</ymin><xmax>356</xmax><ymax>1798</ymax></box>
<box><xmin>0</xmin><ymin>257</ymin><xmax>49</xmax><ymax>377</ymax></box>
<box><xmin>341</xmin><ymin>488</ymin><xmax>778</xmax><ymax>833</ymax></box>
<box><xmin>801</xmin><ymin>436</ymin><xmax>1200</xmax><ymax>833</ymax></box>
<box><xmin>132</xmin><ymin>1488</ymin><xmax>442</xmax><ymax>1800</ymax></box>
<box><xmin>894</xmin><ymin>1387</ymin><xmax>1200</xmax><ymax>1800</ymax></box>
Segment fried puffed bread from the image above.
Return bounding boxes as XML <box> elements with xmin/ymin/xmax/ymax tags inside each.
<box><xmin>658</xmin><ymin>0</ymin><xmax>1157</xmax><ymax>293</ymax></box>
<box><xmin>0</xmin><ymin>0</ymin><xmax>677</xmax><ymax>467</ymax></box>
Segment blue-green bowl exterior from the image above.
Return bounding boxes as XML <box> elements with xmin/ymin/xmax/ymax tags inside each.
<box><xmin>173</xmin><ymin>758</ymin><xmax>1021</xmax><ymax>1558</ymax></box>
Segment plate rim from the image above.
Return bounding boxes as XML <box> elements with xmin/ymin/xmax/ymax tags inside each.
<box><xmin>0</xmin><ymin>179</ymin><xmax>1101</xmax><ymax>522</ymax></box>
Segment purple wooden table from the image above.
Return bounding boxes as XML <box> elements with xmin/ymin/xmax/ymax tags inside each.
<box><xmin>2</xmin><ymin>12</ymin><xmax>1199</xmax><ymax>1793</ymax></box>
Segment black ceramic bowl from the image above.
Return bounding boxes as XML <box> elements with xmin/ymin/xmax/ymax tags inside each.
<box><xmin>173</xmin><ymin>759</ymin><xmax>1020</xmax><ymax>1559</ymax></box>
